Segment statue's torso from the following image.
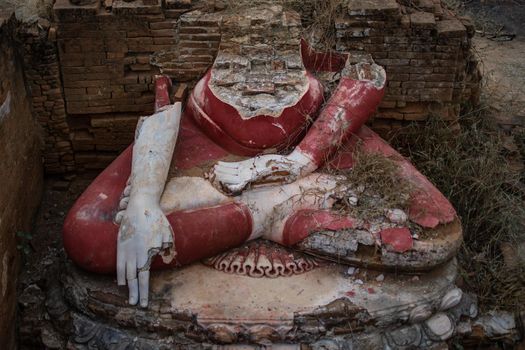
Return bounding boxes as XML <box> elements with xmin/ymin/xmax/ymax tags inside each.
<box><xmin>186</xmin><ymin>51</ymin><xmax>325</xmax><ymax>160</ymax></box>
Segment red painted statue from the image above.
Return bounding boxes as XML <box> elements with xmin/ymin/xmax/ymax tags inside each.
<box><xmin>63</xmin><ymin>36</ymin><xmax>461</xmax><ymax>308</ymax></box>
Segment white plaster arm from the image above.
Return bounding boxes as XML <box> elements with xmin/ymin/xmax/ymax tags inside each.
<box><xmin>116</xmin><ymin>103</ymin><xmax>181</xmax><ymax>308</ymax></box>
<box><xmin>212</xmin><ymin>149</ymin><xmax>318</xmax><ymax>194</ymax></box>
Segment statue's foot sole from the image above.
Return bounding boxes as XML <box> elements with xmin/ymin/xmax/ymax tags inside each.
<box><xmin>295</xmin><ymin>218</ymin><xmax>463</xmax><ymax>272</ymax></box>
<box><xmin>61</xmin><ymin>256</ymin><xmax>478</xmax><ymax>348</ymax></box>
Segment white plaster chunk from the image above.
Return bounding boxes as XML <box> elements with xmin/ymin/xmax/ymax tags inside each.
<box><xmin>474</xmin><ymin>311</ymin><xmax>516</xmax><ymax>337</ymax></box>
<box><xmin>346</xmin><ymin>195</ymin><xmax>359</xmax><ymax>206</ymax></box>
<box><xmin>424</xmin><ymin>313</ymin><xmax>454</xmax><ymax>340</ymax></box>
<box><xmin>385</xmin><ymin>208</ymin><xmax>408</xmax><ymax>224</ymax></box>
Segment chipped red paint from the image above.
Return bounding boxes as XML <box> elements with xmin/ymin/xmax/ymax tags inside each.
<box><xmin>346</xmin><ymin>290</ymin><xmax>356</xmax><ymax>297</ymax></box>
<box><xmin>282</xmin><ymin>210</ymin><xmax>355</xmax><ymax>246</ymax></box>
<box><xmin>63</xmin><ymin>65</ymin><xmax>457</xmax><ymax>275</ymax></box>
<box><xmin>187</xmin><ymin>70</ymin><xmax>325</xmax><ymax>156</ymax></box>
<box><xmin>154</xmin><ymin>75</ymin><xmax>172</xmax><ymax>112</ymax></box>
<box><xmin>380</xmin><ymin>227</ymin><xmax>413</xmax><ymax>253</ymax></box>
<box><xmin>296</xmin><ymin>77</ymin><xmax>385</xmax><ymax>166</ymax></box>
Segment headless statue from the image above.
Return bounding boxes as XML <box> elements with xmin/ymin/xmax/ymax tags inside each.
<box><xmin>64</xmin><ymin>23</ymin><xmax>460</xmax><ymax>308</ymax></box>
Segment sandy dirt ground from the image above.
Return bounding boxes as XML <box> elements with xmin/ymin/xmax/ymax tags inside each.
<box><xmin>474</xmin><ymin>36</ymin><xmax>525</xmax><ymax>127</ymax></box>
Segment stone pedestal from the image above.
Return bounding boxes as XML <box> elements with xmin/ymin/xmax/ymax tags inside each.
<box><xmin>55</xmin><ymin>242</ymin><xmax>482</xmax><ymax>348</ymax></box>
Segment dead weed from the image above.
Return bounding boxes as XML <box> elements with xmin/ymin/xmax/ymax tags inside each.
<box><xmin>390</xmin><ymin>109</ymin><xmax>525</xmax><ymax>311</ymax></box>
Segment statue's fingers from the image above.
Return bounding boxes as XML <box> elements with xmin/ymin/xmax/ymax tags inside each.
<box><xmin>123</xmin><ymin>184</ymin><xmax>131</xmax><ymax>197</ymax></box>
<box><xmin>119</xmin><ymin>197</ymin><xmax>130</xmax><ymax>210</ymax></box>
<box><xmin>138</xmin><ymin>270</ymin><xmax>150</xmax><ymax>308</ymax></box>
<box><xmin>128</xmin><ymin>278</ymin><xmax>139</xmax><ymax>305</ymax></box>
<box><xmin>126</xmin><ymin>256</ymin><xmax>137</xmax><ymax>281</ymax></box>
<box><xmin>126</xmin><ymin>259</ymin><xmax>139</xmax><ymax>305</ymax></box>
<box><xmin>116</xmin><ymin>247</ymin><xmax>126</xmax><ymax>286</ymax></box>
<box><xmin>115</xmin><ymin>211</ymin><xmax>125</xmax><ymax>224</ymax></box>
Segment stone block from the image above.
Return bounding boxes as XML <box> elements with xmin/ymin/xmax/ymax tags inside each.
<box><xmin>410</xmin><ymin>12</ymin><xmax>436</xmax><ymax>28</ymax></box>
<box><xmin>436</xmin><ymin>19</ymin><xmax>466</xmax><ymax>38</ymax></box>
<box><xmin>150</xmin><ymin>21</ymin><xmax>175</xmax><ymax>30</ymax></box>
<box><xmin>164</xmin><ymin>9</ymin><xmax>187</xmax><ymax>19</ymax></box>
<box><xmin>54</xmin><ymin>0</ymin><xmax>100</xmax><ymax>22</ymax></box>
<box><xmin>243</xmin><ymin>82</ymin><xmax>275</xmax><ymax>95</ymax></box>
<box><xmin>112</xmin><ymin>0</ymin><xmax>161</xmax><ymax>15</ymax></box>
<box><xmin>376</xmin><ymin>110</ymin><xmax>404</xmax><ymax>120</ymax></box>
<box><xmin>397</xmin><ymin>102</ymin><xmax>428</xmax><ymax>114</ymax></box>
<box><xmin>459</xmin><ymin>16</ymin><xmax>475</xmax><ymax>38</ymax></box>
<box><xmin>151</xmin><ymin>29</ymin><xmax>175</xmax><ymax>37</ymax></box>
<box><xmin>403</xmin><ymin>112</ymin><xmax>428</xmax><ymax>121</ymax></box>
<box><xmin>164</xmin><ymin>0</ymin><xmax>192</xmax><ymax>9</ymax></box>
<box><xmin>347</xmin><ymin>0</ymin><xmax>400</xmax><ymax>17</ymax></box>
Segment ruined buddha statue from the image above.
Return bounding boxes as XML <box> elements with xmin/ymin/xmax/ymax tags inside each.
<box><xmin>63</xmin><ymin>5</ymin><xmax>461</xmax><ymax>316</ymax></box>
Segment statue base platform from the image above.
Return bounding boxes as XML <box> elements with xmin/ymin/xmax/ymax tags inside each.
<box><xmin>58</xmin><ymin>242</ymin><xmax>480</xmax><ymax>349</ymax></box>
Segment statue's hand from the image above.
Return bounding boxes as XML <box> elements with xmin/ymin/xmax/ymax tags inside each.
<box><xmin>116</xmin><ymin>199</ymin><xmax>175</xmax><ymax>307</ymax></box>
<box><xmin>211</xmin><ymin>151</ymin><xmax>316</xmax><ymax>194</ymax></box>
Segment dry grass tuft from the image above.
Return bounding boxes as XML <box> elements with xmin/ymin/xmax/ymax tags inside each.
<box><xmin>390</xmin><ymin>110</ymin><xmax>525</xmax><ymax>311</ymax></box>
<box><xmin>298</xmin><ymin>0</ymin><xmax>345</xmax><ymax>51</ymax></box>
<box><xmin>333</xmin><ymin>148</ymin><xmax>413</xmax><ymax>220</ymax></box>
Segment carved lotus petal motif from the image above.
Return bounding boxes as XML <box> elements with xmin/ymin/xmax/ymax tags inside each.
<box><xmin>409</xmin><ymin>304</ymin><xmax>433</xmax><ymax>323</ymax></box>
<box><xmin>203</xmin><ymin>240</ymin><xmax>322</xmax><ymax>277</ymax></box>
<box><xmin>439</xmin><ymin>287</ymin><xmax>463</xmax><ymax>311</ymax></box>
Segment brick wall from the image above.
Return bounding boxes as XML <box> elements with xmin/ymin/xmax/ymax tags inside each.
<box><xmin>21</xmin><ymin>0</ymin><xmax>480</xmax><ymax>172</ymax></box>
<box><xmin>21</xmin><ymin>23</ymin><xmax>74</xmax><ymax>174</ymax></box>
<box><xmin>50</xmin><ymin>0</ymin><xmax>222</xmax><ymax>170</ymax></box>
<box><xmin>335</xmin><ymin>0</ymin><xmax>480</xmax><ymax>135</ymax></box>
<box><xmin>0</xmin><ymin>11</ymin><xmax>43</xmax><ymax>349</ymax></box>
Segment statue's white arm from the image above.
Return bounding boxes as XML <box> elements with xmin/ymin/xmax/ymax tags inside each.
<box><xmin>117</xmin><ymin>103</ymin><xmax>181</xmax><ymax>308</ymax></box>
